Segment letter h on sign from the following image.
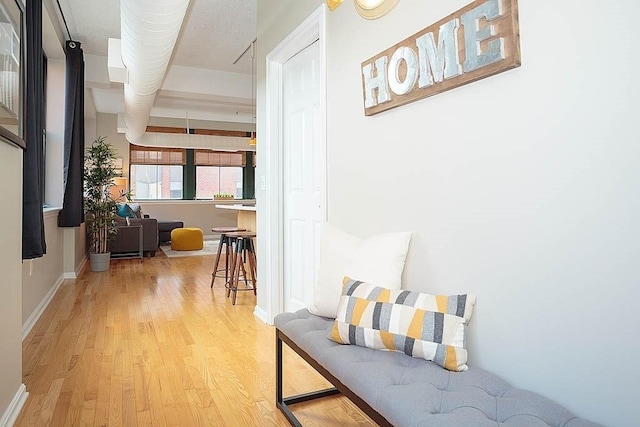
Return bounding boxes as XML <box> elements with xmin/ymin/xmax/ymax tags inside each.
<box><xmin>362</xmin><ymin>56</ymin><xmax>390</xmax><ymax>108</ymax></box>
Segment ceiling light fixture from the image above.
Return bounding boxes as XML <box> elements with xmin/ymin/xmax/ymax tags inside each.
<box><xmin>326</xmin><ymin>0</ymin><xmax>344</xmax><ymax>11</ymax></box>
<box><xmin>326</xmin><ymin>0</ymin><xmax>399</xmax><ymax>19</ymax></box>
<box><xmin>354</xmin><ymin>0</ymin><xmax>399</xmax><ymax>19</ymax></box>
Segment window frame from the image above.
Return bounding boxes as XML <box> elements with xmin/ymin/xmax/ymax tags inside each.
<box><xmin>129</xmin><ymin>146</ymin><xmax>255</xmax><ymax>200</ymax></box>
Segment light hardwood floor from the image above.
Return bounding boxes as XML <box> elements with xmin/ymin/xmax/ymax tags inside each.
<box><xmin>17</xmin><ymin>249</ymin><xmax>375</xmax><ymax>426</ymax></box>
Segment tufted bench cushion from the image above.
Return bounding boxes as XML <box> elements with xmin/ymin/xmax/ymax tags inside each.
<box><xmin>275</xmin><ymin>309</ymin><xmax>601</xmax><ymax>427</ymax></box>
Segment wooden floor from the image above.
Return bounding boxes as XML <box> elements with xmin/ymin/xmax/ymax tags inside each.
<box><xmin>16</xmin><ymin>249</ymin><xmax>375</xmax><ymax>426</ymax></box>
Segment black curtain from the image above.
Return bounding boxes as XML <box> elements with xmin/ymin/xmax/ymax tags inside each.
<box><xmin>57</xmin><ymin>41</ymin><xmax>85</xmax><ymax>227</ymax></box>
<box><xmin>22</xmin><ymin>0</ymin><xmax>46</xmax><ymax>259</ymax></box>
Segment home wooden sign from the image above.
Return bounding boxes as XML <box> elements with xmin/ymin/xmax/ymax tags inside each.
<box><xmin>361</xmin><ymin>0</ymin><xmax>520</xmax><ymax>116</ymax></box>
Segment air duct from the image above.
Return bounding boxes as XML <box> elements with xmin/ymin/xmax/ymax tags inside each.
<box><xmin>120</xmin><ymin>0</ymin><xmax>190</xmax><ymax>143</ymax></box>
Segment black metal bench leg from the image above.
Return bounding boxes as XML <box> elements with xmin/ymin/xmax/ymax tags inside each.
<box><xmin>276</xmin><ymin>330</ymin><xmax>340</xmax><ymax>427</ymax></box>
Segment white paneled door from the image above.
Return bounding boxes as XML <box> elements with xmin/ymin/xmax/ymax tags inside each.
<box><xmin>283</xmin><ymin>40</ymin><xmax>325</xmax><ymax>313</ymax></box>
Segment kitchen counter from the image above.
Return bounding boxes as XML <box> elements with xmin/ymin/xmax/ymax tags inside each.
<box><xmin>214</xmin><ymin>204</ymin><xmax>256</xmax><ymax>212</ymax></box>
<box><xmin>214</xmin><ymin>204</ymin><xmax>256</xmax><ymax>232</ymax></box>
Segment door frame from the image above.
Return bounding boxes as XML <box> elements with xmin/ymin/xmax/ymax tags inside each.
<box><xmin>262</xmin><ymin>6</ymin><xmax>326</xmax><ymax>323</ymax></box>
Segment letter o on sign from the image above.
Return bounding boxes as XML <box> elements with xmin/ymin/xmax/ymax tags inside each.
<box><xmin>388</xmin><ymin>46</ymin><xmax>418</xmax><ymax>95</ymax></box>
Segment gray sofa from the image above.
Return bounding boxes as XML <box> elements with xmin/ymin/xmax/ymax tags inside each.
<box><xmin>158</xmin><ymin>220</ymin><xmax>184</xmax><ymax>243</ymax></box>
<box><xmin>111</xmin><ymin>217</ymin><xmax>159</xmax><ymax>257</ymax></box>
<box><xmin>275</xmin><ymin>309</ymin><xmax>602</xmax><ymax>427</ymax></box>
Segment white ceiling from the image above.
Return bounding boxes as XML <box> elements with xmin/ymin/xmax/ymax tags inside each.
<box><xmin>51</xmin><ymin>0</ymin><xmax>257</xmax><ymax>126</ymax></box>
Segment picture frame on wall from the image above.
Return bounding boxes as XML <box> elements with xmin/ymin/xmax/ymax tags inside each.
<box><xmin>0</xmin><ymin>0</ymin><xmax>24</xmax><ymax>149</ymax></box>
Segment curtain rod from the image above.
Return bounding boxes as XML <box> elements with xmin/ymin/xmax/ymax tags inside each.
<box><xmin>55</xmin><ymin>0</ymin><xmax>73</xmax><ymax>41</ymax></box>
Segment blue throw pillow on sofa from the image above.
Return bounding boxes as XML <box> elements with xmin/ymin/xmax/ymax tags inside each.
<box><xmin>116</xmin><ymin>203</ymin><xmax>136</xmax><ymax>218</ymax></box>
<box><xmin>128</xmin><ymin>203</ymin><xmax>142</xmax><ymax>218</ymax></box>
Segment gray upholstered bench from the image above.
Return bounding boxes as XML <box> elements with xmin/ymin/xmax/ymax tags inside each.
<box><xmin>275</xmin><ymin>309</ymin><xmax>601</xmax><ymax>427</ymax></box>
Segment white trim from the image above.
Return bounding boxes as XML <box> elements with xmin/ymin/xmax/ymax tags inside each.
<box><xmin>263</xmin><ymin>6</ymin><xmax>326</xmax><ymax>323</ymax></box>
<box><xmin>42</xmin><ymin>207</ymin><xmax>62</xmax><ymax>217</ymax></box>
<box><xmin>22</xmin><ymin>275</ymin><xmax>64</xmax><ymax>341</ymax></box>
<box><xmin>64</xmin><ymin>254</ymin><xmax>88</xmax><ymax>280</ymax></box>
<box><xmin>0</xmin><ymin>384</ymin><xmax>28</xmax><ymax>427</ymax></box>
<box><xmin>253</xmin><ymin>305</ymin><xmax>271</xmax><ymax>325</ymax></box>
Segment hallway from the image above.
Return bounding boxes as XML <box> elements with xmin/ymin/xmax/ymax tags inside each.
<box><xmin>16</xmin><ymin>252</ymin><xmax>373</xmax><ymax>426</ymax></box>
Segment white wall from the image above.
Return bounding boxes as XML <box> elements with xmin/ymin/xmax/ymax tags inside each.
<box><xmin>139</xmin><ymin>200</ymin><xmax>242</xmax><ymax>237</ymax></box>
<box><xmin>85</xmin><ymin>86</ymin><xmax>97</xmax><ymax>148</ymax></box>
<box><xmin>0</xmin><ymin>141</ymin><xmax>24</xmax><ymax>421</ymax></box>
<box><xmin>73</xmin><ymin>223</ymin><xmax>87</xmax><ymax>271</ymax></box>
<box><xmin>97</xmin><ymin>113</ymin><xmax>130</xmax><ymax>179</ymax></box>
<box><xmin>256</xmin><ymin>0</ymin><xmax>639</xmax><ymax>425</ymax></box>
<box><xmin>22</xmin><ymin>211</ymin><xmax>64</xmax><ymax>328</ymax></box>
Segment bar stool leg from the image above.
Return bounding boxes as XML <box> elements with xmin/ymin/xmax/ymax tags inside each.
<box><xmin>226</xmin><ymin>239</ymin><xmax>237</xmax><ymax>298</ymax></box>
<box><xmin>230</xmin><ymin>238</ymin><xmax>246</xmax><ymax>305</ymax></box>
<box><xmin>239</xmin><ymin>244</ymin><xmax>249</xmax><ymax>288</ymax></box>
<box><xmin>225</xmin><ymin>237</ymin><xmax>237</xmax><ymax>284</ymax></box>
<box><xmin>246</xmin><ymin>239</ymin><xmax>257</xmax><ymax>296</ymax></box>
<box><xmin>211</xmin><ymin>233</ymin><xmax>226</xmax><ymax>288</ymax></box>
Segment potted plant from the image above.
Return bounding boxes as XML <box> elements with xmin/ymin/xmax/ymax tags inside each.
<box><xmin>84</xmin><ymin>136</ymin><xmax>119</xmax><ymax>271</ymax></box>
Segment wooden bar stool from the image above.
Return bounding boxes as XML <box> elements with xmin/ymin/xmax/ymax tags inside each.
<box><xmin>225</xmin><ymin>231</ymin><xmax>257</xmax><ymax>305</ymax></box>
<box><xmin>210</xmin><ymin>227</ymin><xmax>246</xmax><ymax>288</ymax></box>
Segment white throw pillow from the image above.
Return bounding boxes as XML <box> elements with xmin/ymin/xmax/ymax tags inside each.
<box><xmin>308</xmin><ymin>223</ymin><xmax>412</xmax><ymax>318</ymax></box>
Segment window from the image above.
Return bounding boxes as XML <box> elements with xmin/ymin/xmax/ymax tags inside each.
<box><xmin>130</xmin><ymin>146</ymin><xmax>185</xmax><ymax>199</ymax></box>
<box><xmin>41</xmin><ymin>53</ymin><xmax>47</xmax><ymax>206</ymax></box>
<box><xmin>196</xmin><ymin>166</ymin><xmax>243</xmax><ymax>199</ymax></box>
<box><xmin>195</xmin><ymin>150</ymin><xmax>245</xmax><ymax>199</ymax></box>
<box><xmin>129</xmin><ymin>146</ymin><xmax>251</xmax><ymax>200</ymax></box>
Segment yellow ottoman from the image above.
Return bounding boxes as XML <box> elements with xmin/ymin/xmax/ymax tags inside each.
<box><xmin>171</xmin><ymin>227</ymin><xmax>204</xmax><ymax>251</ymax></box>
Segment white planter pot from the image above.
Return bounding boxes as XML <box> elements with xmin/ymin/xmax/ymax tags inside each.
<box><xmin>90</xmin><ymin>252</ymin><xmax>111</xmax><ymax>272</ymax></box>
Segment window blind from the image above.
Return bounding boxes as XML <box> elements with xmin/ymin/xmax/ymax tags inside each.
<box><xmin>195</xmin><ymin>150</ymin><xmax>246</xmax><ymax>167</ymax></box>
<box><xmin>130</xmin><ymin>146</ymin><xmax>186</xmax><ymax>165</ymax></box>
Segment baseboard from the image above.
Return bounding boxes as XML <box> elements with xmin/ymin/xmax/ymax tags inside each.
<box><xmin>0</xmin><ymin>384</ymin><xmax>28</xmax><ymax>427</ymax></box>
<box><xmin>22</xmin><ymin>275</ymin><xmax>64</xmax><ymax>341</ymax></box>
<box><xmin>64</xmin><ymin>254</ymin><xmax>88</xmax><ymax>280</ymax></box>
<box><xmin>253</xmin><ymin>305</ymin><xmax>272</xmax><ymax>325</ymax></box>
